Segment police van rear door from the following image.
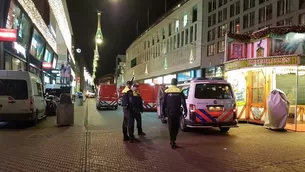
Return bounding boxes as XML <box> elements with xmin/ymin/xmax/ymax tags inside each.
<box><xmin>157</xmin><ymin>86</ymin><xmax>165</xmax><ymax>118</ymax></box>
<box><xmin>194</xmin><ymin>83</ymin><xmax>235</xmax><ymax>123</ymax></box>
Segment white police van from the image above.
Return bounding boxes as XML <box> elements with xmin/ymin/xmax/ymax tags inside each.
<box><xmin>0</xmin><ymin>70</ymin><xmax>46</xmax><ymax>125</ymax></box>
<box><xmin>158</xmin><ymin>78</ymin><xmax>238</xmax><ymax>132</ymax></box>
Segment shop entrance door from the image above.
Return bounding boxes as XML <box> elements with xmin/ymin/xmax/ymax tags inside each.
<box><xmin>248</xmin><ymin>70</ymin><xmax>267</xmax><ymax>123</ymax></box>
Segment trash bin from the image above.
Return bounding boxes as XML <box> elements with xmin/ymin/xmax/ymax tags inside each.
<box><xmin>56</xmin><ymin>93</ymin><xmax>74</xmax><ymax>126</ymax></box>
<box><xmin>264</xmin><ymin>89</ymin><xmax>290</xmax><ymax>130</ymax></box>
<box><xmin>77</xmin><ymin>92</ymin><xmax>83</xmax><ymax>106</ymax></box>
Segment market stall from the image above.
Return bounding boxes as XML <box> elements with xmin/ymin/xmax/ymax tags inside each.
<box><xmin>224</xmin><ymin>26</ymin><xmax>305</xmax><ymax>131</ymax></box>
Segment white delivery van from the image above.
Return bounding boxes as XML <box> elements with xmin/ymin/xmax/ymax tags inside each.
<box><xmin>0</xmin><ymin>70</ymin><xmax>46</xmax><ymax>125</ymax></box>
<box><xmin>177</xmin><ymin>78</ymin><xmax>238</xmax><ymax>132</ymax></box>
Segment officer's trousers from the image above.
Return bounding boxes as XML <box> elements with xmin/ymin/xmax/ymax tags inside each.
<box><xmin>134</xmin><ymin>112</ymin><xmax>143</xmax><ymax>134</ymax></box>
<box><xmin>122</xmin><ymin>107</ymin><xmax>129</xmax><ymax>137</ymax></box>
<box><xmin>168</xmin><ymin>114</ymin><xmax>180</xmax><ymax>142</ymax></box>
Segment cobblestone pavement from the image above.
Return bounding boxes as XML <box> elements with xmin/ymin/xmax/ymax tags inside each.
<box><xmin>0</xmin><ymin>99</ymin><xmax>305</xmax><ymax>171</ymax></box>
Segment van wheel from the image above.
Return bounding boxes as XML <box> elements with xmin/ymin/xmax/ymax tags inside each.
<box><xmin>96</xmin><ymin>106</ymin><xmax>100</xmax><ymax>110</ymax></box>
<box><xmin>219</xmin><ymin>127</ymin><xmax>230</xmax><ymax>133</ymax></box>
<box><xmin>114</xmin><ymin>106</ymin><xmax>118</xmax><ymax>110</ymax></box>
<box><xmin>180</xmin><ymin>118</ymin><xmax>188</xmax><ymax>132</ymax></box>
<box><xmin>28</xmin><ymin>110</ymin><xmax>38</xmax><ymax>126</ymax></box>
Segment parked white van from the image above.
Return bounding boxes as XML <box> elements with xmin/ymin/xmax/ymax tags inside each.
<box><xmin>178</xmin><ymin>78</ymin><xmax>239</xmax><ymax>132</ymax></box>
<box><xmin>0</xmin><ymin>70</ymin><xmax>46</xmax><ymax>125</ymax></box>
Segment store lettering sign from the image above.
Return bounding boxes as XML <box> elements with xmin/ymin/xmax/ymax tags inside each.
<box><xmin>0</xmin><ymin>29</ymin><xmax>17</xmax><ymax>42</ymax></box>
<box><xmin>247</xmin><ymin>56</ymin><xmax>299</xmax><ymax>67</ymax></box>
<box><xmin>224</xmin><ymin>60</ymin><xmax>246</xmax><ymax>71</ymax></box>
<box><xmin>42</xmin><ymin>62</ymin><xmax>52</xmax><ymax>69</ymax></box>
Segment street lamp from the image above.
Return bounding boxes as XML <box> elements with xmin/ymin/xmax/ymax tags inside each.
<box><xmin>95</xmin><ymin>12</ymin><xmax>103</xmax><ymax>44</ymax></box>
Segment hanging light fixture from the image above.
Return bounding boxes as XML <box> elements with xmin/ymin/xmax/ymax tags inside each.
<box><xmin>164</xmin><ymin>55</ymin><xmax>168</xmax><ymax>70</ymax></box>
<box><xmin>95</xmin><ymin>12</ymin><xmax>104</xmax><ymax>44</ymax></box>
<box><xmin>189</xmin><ymin>48</ymin><xmax>194</xmax><ymax>64</ymax></box>
<box><xmin>145</xmin><ymin>64</ymin><xmax>148</xmax><ymax>74</ymax></box>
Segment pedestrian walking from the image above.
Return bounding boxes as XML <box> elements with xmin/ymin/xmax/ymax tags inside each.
<box><xmin>121</xmin><ymin>80</ymin><xmax>134</xmax><ymax>142</ymax></box>
<box><xmin>131</xmin><ymin>83</ymin><xmax>146</xmax><ymax>136</ymax></box>
<box><xmin>162</xmin><ymin>78</ymin><xmax>187</xmax><ymax>149</ymax></box>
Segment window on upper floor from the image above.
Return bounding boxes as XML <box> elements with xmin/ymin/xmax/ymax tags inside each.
<box><xmin>277</xmin><ymin>0</ymin><xmax>292</xmax><ymax>16</ymax></box>
<box><xmin>190</xmin><ymin>26</ymin><xmax>193</xmax><ymax>42</ymax></box>
<box><xmin>230</xmin><ymin>1</ymin><xmax>240</xmax><ymax>17</ymax></box>
<box><xmin>208</xmin><ymin>28</ymin><xmax>216</xmax><ymax>42</ymax></box>
<box><xmin>300</xmin><ymin>13</ymin><xmax>305</xmax><ymax>25</ymax></box>
<box><xmin>229</xmin><ymin>18</ymin><xmax>240</xmax><ymax>33</ymax></box>
<box><xmin>152</xmin><ymin>36</ymin><xmax>155</xmax><ymax>46</ymax></box>
<box><xmin>207</xmin><ymin>44</ymin><xmax>215</xmax><ymax>56</ymax></box>
<box><xmin>192</xmin><ymin>5</ymin><xmax>198</xmax><ymax>22</ymax></box>
<box><xmin>243</xmin><ymin>11</ymin><xmax>255</xmax><ymax>29</ymax></box>
<box><xmin>162</xmin><ymin>28</ymin><xmax>166</xmax><ymax>40</ymax></box>
<box><xmin>208</xmin><ymin>13</ymin><xmax>216</xmax><ymax>27</ymax></box>
<box><xmin>300</xmin><ymin>0</ymin><xmax>305</xmax><ymax>9</ymax></box>
<box><xmin>181</xmin><ymin>31</ymin><xmax>185</xmax><ymax>47</ymax></box>
<box><xmin>244</xmin><ymin>0</ymin><xmax>255</xmax><ymax>11</ymax></box>
<box><xmin>177</xmin><ymin>33</ymin><xmax>180</xmax><ymax>48</ymax></box>
<box><xmin>217</xmin><ymin>40</ymin><xmax>225</xmax><ymax>53</ymax></box>
<box><xmin>218</xmin><ymin>8</ymin><xmax>227</xmax><ymax>23</ymax></box>
<box><xmin>218</xmin><ymin>24</ymin><xmax>227</xmax><ymax>38</ymax></box>
<box><xmin>131</xmin><ymin>58</ymin><xmax>137</xmax><ymax>68</ymax></box>
<box><xmin>185</xmin><ymin>29</ymin><xmax>189</xmax><ymax>45</ymax></box>
<box><xmin>208</xmin><ymin>0</ymin><xmax>217</xmax><ymax>13</ymax></box>
<box><xmin>183</xmin><ymin>13</ymin><xmax>188</xmax><ymax>27</ymax></box>
<box><xmin>168</xmin><ymin>23</ymin><xmax>172</xmax><ymax>36</ymax></box>
<box><xmin>277</xmin><ymin>17</ymin><xmax>293</xmax><ymax>26</ymax></box>
<box><xmin>194</xmin><ymin>24</ymin><xmax>197</xmax><ymax>41</ymax></box>
<box><xmin>175</xmin><ymin>20</ymin><xmax>179</xmax><ymax>32</ymax></box>
<box><xmin>259</xmin><ymin>4</ymin><xmax>272</xmax><ymax>23</ymax></box>
<box><xmin>144</xmin><ymin>41</ymin><xmax>146</xmax><ymax>50</ymax></box>
<box><xmin>259</xmin><ymin>0</ymin><xmax>269</xmax><ymax>4</ymax></box>
<box><xmin>219</xmin><ymin>0</ymin><xmax>228</xmax><ymax>7</ymax></box>
<box><xmin>174</xmin><ymin>35</ymin><xmax>176</xmax><ymax>49</ymax></box>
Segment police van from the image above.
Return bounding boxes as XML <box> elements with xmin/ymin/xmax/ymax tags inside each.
<box><xmin>158</xmin><ymin>77</ymin><xmax>238</xmax><ymax>132</ymax></box>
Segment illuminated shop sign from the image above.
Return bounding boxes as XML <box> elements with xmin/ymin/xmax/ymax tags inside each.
<box><xmin>224</xmin><ymin>56</ymin><xmax>300</xmax><ymax>71</ymax></box>
<box><xmin>0</xmin><ymin>29</ymin><xmax>17</xmax><ymax>42</ymax></box>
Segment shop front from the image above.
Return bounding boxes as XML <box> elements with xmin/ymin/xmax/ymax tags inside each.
<box><xmin>177</xmin><ymin>69</ymin><xmax>201</xmax><ymax>83</ymax></box>
<box><xmin>202</xmin><ymin>65</ymin><xmax>224</xmax><ymax>79</ymax></box>
<box><xmin>4</xmin><ymin>0</ymin><xmax>32</xmax><ymax>71</ymax></box>
<box><xmin>224</xmin><ymin>26</ymin><xmax>305</xmax><ymax>131</ymax></box>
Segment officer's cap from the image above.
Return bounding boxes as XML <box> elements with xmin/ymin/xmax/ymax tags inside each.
<box><xmin>171</xmin><ymin>78</ymin><xmax>178</xmax><ymax>85</ymax></box>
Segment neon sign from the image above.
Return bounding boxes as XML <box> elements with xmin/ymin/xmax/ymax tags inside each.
<box><xmin>0</xmin><ymin>29</ymin><xmax>17</xmax><ymax>42</ymax></box>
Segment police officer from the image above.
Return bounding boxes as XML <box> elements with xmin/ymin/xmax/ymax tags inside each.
<box><xmin>121</xmin><ymin>81</ymin><xmax>134</xmax><ymax>141</ymax></box>
<box><xmin>162</xmin><ymin>78</ymin><xmax>187</xmax><ymax>149</ymax></box>
<box><xmin>131</xmin><ymin>83</ymin><xmax>146</xmax><ymax>136</ymax></box>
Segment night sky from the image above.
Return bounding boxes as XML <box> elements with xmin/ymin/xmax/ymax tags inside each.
<box><xmin>67</xmin><ymin>0</ymin><xmax>181</xmax><ymax>78</ymax></box>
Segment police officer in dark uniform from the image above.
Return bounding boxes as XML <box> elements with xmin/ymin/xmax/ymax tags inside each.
<box><xmin>162</xmin><ymin>78</ymin><xmax>187</xmax><ymax>149</ymax></box>
<box><xmin>131</xmin><ymin>83</ymin><xmax>146</xmax><ymax>136</ymax></box>
<box><xmin>121</xmin><ymin>81</ymin><xmax>134</xmax><ymax>141</ymax></box>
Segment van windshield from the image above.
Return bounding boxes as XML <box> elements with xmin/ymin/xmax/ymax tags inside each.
<box><xmin>0</xmin><ymin>79</ymin><xmax>28</xmax><ymax>100</ymax></box>
<box><xmin>195</xmin><ymin>84</ymin><xmax>233</xmax><ymax>99</ymax></box>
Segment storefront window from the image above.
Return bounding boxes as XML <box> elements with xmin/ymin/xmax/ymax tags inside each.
<box><xmin>44</xmin><ymin>46</ymin><xmax>53</xmax><ymax>63</ymax></box>
<box><xmin>6</xmin><ymin>1</ymin><xmax>31</xmax><ymax>59</ymax></box>
<box><xmin>153</xmin><ymin>77</ymin><xmax>163</xmax><ymax>84</ymax></box>
<box><xmin>30</xmin><ymin>66</ymin><xmax>41</xmax><ymax>78</ymax></box>
<box><xmin>5</xmin><ymin>53</ymin><xmax>26</xmax><ymax>71</ymax></box>
<box><xmin>12</xmin><ymin>58</ymin><xmax>26</xmax><ymax>71</ymax></box>
<box><xmin>178</xmin><ymin>71</ymin><xmax>191</xmax><ymax>81</ymax></box>
<box><xmin>5</xmin><ymin>53</ymin><xmax>12</xmax><ymax>70</ymax></box>
<box><xmin>251</xmin><ymin>70</ymin><xmax>265</xmax><ymax>103</ymax></box>
<box><xmin>144</xmin><ymin>79</ymin><xmax>153</xmax><ymax>84</ymax></box>
<box><xmin>52</xmin><ymin>54</ymin><xmax>58</xmax><ymax>69</ymax></box>
<box><xmin>163</xmin><ymin>74</ymin><xmax>176</xmax><ymax>84</ymax></box>
<box><xmin>196</xmin><ymin>69</ymin><xmax>201</xmax><ymax>78</ymax></box>
<box><xmin>29</xmin><ymin>29</ymin><xmax>45</xmax><ymax>61</ymax></box>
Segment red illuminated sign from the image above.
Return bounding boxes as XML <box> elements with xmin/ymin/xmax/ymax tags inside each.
<box><xmin>42</xmin><ymin>62</ymin><xmax>52</xmax><ymax>69</ymax></box>
<box><xmin>0</xmin><ymin>29</ymin><xmax>17</xmax><ymax>42</ymax></box>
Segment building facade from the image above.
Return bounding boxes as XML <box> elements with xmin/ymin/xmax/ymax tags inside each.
<box><xmin>124</xmin><ymin>0</ymin><xmax>203</xmax><ymax>84</ymax></box>
<box><xmin>202</xmin><ymin>0</ymin><xmax>305</xmax><ymax>77</ymax></box>
<box><xmin>114</xmin><ymin>54</ymin><xmax>126</xmax><ymax>87</ymax></box>
<box><xmin>0</xmin><ymin>0</ymin><xmax>76</xmax><ymax>88</ymax></box>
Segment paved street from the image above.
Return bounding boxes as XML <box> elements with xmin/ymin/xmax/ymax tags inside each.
<box><xmin>0</xmin><ymin>99</ymin><xmax>305</xmax><ymax>172</ymax></box>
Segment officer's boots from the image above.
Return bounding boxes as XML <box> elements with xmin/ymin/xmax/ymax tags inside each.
<box><xmin>170</xmin><ymin>141</ymin><xmax>177</xmax><ymax>149</ymax></box>
<box><xmin>123</xmin><ymin>128</ymin><xmax>129</xmax><ymax>141</ymax></box>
